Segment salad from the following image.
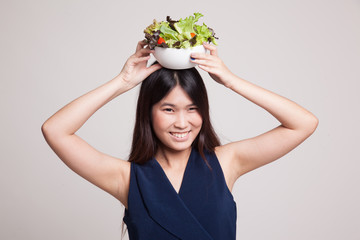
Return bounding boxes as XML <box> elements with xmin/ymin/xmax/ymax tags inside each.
<box><xmin>144</xmin><ymin>12</ymin><xmax>218</xmax><ymax>49</ymax></box>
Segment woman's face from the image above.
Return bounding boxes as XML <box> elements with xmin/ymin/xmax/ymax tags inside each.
<box><xmin>152</xmin><ymin>85</ymin><xmax>203</xmax><ymax>153</ymax></box>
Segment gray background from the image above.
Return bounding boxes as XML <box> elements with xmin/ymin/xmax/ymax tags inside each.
<box><xmin>1</xmin><ymin>0</ymin><xmax>359</xmax><ymax>239</ymax></box>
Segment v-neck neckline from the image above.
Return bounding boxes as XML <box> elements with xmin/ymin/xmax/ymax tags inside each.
<box><xmin>131</xmin><ymin>148</ymin><xmax>215</xmax><ymax>240</ymax></box>
<box><xmin>153</xmin><ymin>149</ymin><xmax>193</xmax><ymax>195</ymax></box>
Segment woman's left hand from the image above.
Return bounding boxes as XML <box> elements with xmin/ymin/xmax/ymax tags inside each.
<box><xmin>190</xmin><ymin>42</ymin><xmax>234</xmax><ymax>87</ymax></box>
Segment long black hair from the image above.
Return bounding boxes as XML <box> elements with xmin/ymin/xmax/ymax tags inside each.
<box><xmin>128</xmin><ymin>67</ymin><xmax>220</xmax><ymax>165</ymax></box>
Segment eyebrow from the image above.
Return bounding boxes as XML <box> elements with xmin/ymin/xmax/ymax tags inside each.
<box><xmin>160</xmin><ymin>102</ymin><xmax>197</xmax><ymax>107</ymax></box>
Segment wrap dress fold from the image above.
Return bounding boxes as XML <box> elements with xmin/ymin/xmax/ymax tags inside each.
<box><xmin>123</xmin><ymin>148</ymin><xmax>237</xmax><ymax>240</ymax></box>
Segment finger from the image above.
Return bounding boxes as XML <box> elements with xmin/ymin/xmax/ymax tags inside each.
<box><xmin>146</xmin><ymin>63</ymin><xmax>162</xmax><ymax>74</ymax></box>
<box><xmin>190</xmin><ymin>52</ymin><xmax>212</xmax><ymax>60</ymax></box>
<box><xmin>192</xmin><ymin>57</ymin><xmax>216</xmax><ymax>72</ymax></box>
<box><xmin>198</xmin><ymin>64</ymin><xmax>212</xmax><ymax>72</ymax></box>
<box><xmin>135</xmin><ymin>48</ymin><xmax>154</xmax><ymax>57</ymax></box>
<box><xmin>136</xmin><ymin>40</ymin><xmax>147</xmax><ymax>51</ymax></box>
<box><xmin>190</xmin><ymin>58</ymin><xmax>210</xmax><ymax>66</ymax></box>
<box><xmin>132</xmin><ymin>55</ymin><xmax>151</xmax><ymax>65</ymax></box>
<box><xmin>190</xmin><ymin>56</ymin><xmax>218</xmax><ymax>68</ymax></box>
<box><xmin>203</xmin><ymin>42</ymin><xmax>218</xmax><ymax>56</ymax></box>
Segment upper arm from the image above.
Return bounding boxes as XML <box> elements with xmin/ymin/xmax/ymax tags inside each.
<box><xmin>217</xmin><ymin>121</ymin><xmax>318</xmax><ymax>187</ymax></box>
<box><xmin>41</xmin><ymin>124</ymin><xmax>130</xmax><ymax>207</ymax></box>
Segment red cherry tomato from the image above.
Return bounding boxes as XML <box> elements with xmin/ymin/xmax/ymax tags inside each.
<box><xmin>157</xmin><ymin>37</ymin><xmax>165</xmax><ymax>44</ymax></box>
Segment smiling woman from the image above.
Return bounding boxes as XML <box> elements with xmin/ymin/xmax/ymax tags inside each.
<box><xmin>41</xmin><ymin>40</ymin><xmax>318</xmax><ymax>240</ymax></box>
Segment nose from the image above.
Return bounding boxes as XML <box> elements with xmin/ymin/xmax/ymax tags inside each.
<box><xmin>174</xmin><ymin>111</ymin><xmax>188</xmax><ymax>129</ymax></box>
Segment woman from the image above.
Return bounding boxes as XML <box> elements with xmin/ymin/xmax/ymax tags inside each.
<box><xmin>42</xmin><ymin>40</ymin><xmax>318</xmax><ymax>239</ymax></box>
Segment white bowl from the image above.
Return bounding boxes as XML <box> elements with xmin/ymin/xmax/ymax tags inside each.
<box><xmin>153</xmin><ymin>45</ymin><xmax>206</xmax><ymax>69</ymax></box>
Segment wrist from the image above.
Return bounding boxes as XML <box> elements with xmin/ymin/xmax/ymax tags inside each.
<box><xmin>108</xmin><ymin>74</ymin><xmax>133</xmax><ymax>97</ymax></box>
<box><xmin>222</xmin><ymin>72</ymin><xmax>238</xmax><ymax>89</ymax></box>
<box><xmin>111</xmin><ymin>74</ymin><xmax>135</xmax><ymax>96</ymax></box>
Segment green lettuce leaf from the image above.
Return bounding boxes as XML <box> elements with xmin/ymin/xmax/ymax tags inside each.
<box><xmin>159</xmin><ymin>24</ymin><xmax>180</xmax><ymax>41</ymax></box>
<box><xmin>180</xmin><ymin>40</ymin><xmax>191</xmax><ymax>48</ymax></box>
<box><xmin>144</xmin><ymin>19</ymin><xmax>161</xmax><ymax>35</ymax></box>
<box><xmin>174</xmin><ymin>12</ymin><xmax>203</xmax><ymax>39</ymax></box>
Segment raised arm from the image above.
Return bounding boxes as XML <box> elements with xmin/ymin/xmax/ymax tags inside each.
<box><xmin>191</xmin><ymin>43</ymin><xmax>318</xmax><ymax>190</ymax></box>
<box><xmin>41</xmin><ymin>41</ymin><xmax>161</xmax><ymax>207</ymax></box>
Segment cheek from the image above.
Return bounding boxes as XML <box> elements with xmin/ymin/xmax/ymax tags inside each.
<box><xmin>152</xmin><ymin>112</ymin><xmax>171</xmax><ymax>131</ymax></box>
<box><xmin>193</xmin><ymin>113</ymin><xmax>203</xmax><ymax>128</ymax></box>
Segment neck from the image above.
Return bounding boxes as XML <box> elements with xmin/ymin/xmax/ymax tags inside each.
<box><xmin>155</xmin><ymin>147</ymin><xmax>192</xmax><ymax>169</ymax></box>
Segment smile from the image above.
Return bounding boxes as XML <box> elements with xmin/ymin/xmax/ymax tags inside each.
<box><xmin>170</xmin><ymin>131</ymin><xmax>190</xmax><ymax>139</ymax></box>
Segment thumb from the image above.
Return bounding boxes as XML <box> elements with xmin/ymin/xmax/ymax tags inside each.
<box><xmin>146</xmin><ymin>63</ymin><xmax>162</xmax><ymax>75</ymax></box>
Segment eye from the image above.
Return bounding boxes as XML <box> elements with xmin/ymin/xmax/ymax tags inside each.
<box><xmin>188</xmin><ymin>106</ymin><xmax>198</xmax><ymax>112</ymax></box>
<box><xmin>163</xmin><ymin>108</ymin><xmax>174</xmax><ymax>112</ymax></box>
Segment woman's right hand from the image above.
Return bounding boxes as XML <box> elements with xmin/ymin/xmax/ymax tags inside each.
<box><xmin>118</xmin><ymin>40</ymin><xmax>162</xmax><ymax>89</ymax></box>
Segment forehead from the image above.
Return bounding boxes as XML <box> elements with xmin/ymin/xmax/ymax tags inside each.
<box><xmin>158</xmin><ymin>85</ymin><xmax>193</xmax><ymax>105</ymax></box>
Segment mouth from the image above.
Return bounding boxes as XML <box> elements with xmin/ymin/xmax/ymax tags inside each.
<box><xmin>170</xmin><ymin>131</ymin><xmax>191</xmax><ymax>139</ymax></box>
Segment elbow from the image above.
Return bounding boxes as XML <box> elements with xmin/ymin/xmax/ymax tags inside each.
<box><xmin>304</xmin><ymin>113</ymin><xmax>319</xmax><ymax>136</ymax></box>
<box><xmin>41</xmin><ymin>121</ymin><xmax>51</xmax><ymax>139</ymax></box>
<box><xmin>41</xmin><ymin>120</ymin><xmax>58</xmax><ymax>140</ymax></box>
<box><xmin>41</xmin><ymin>119</ymin><xmax>71</xmax><ymax>142</ymax></box>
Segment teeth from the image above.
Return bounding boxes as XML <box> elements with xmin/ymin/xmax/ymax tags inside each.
<box><xmin>171</xmin><ymin>132</ymin><xmax>189</xmax><ymax>138</ymax></box>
